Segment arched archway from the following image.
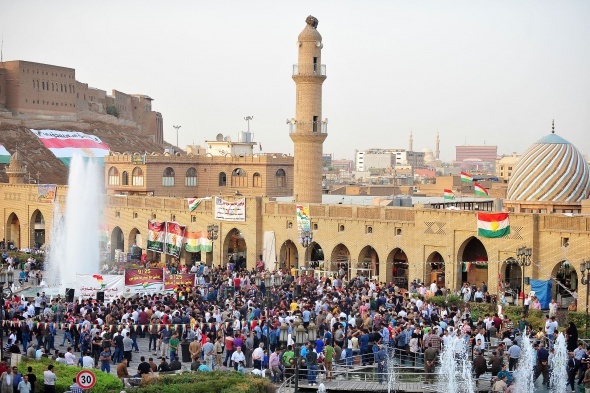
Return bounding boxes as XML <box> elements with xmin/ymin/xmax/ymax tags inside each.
<box><xmin>29</xmin><ymin>209</ymin><xmax>45</xmax><ymax>248</ymax></box>
<box><xmin>279</xmin><ymin>240</ymin><xmax>298</xmax><ymax>272</ymax></box>
<box><xmin>356</xmin><ymin>246</ymin><xmax>379</xmax><ymax>280</ymax></box>
<box><xmin>330</xmin><ymin>243</ymin><xmax>350</xmax><ymax>277</ymax></box>
<box><xmin>128</xmin><ymin>228</ymin><xmax>142</xmax><ymax>261</ymax></box>
<box><xmin>552</xmin><ymin>260</ymin><xmax>578</xmax><ymax>309</ymax></box>
<box><xmin>111</xmin><ymin>226</ymin><xmax>124</xmax><ymax>261</ymax></box>
<box><xmin>386</xmin><ymin>248</ymin><xmax>409</xmax><ymax>289</ymax></box>
<box><xmin>458</xmin><ymin>237</ymin><xmax>488</xmax><ymax>290</ymax></box>
<box><xmin>223</xmin><ymin>228</ymin><xmax>247</xmax><ymax>269</ymax></box>
<box><xmin>500</xmin><ymin>258</ymin><xmax>521</xmax><ymax>296</ymax></box>
<box><xmin>425</xmin><ymin>251</ymin><xmax>445</xmax><ymax>290</ymax></box>
<box><xmin>6</xmin><ymin>213</ymin><xmax>21</xmax><ymax>250</ymax></box>
<box><xmin>303</xmin><ymin>242</ymin><xmax>324</xmax><ymax>270</ymax></box>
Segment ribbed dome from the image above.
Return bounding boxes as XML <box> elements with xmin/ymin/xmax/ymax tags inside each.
<box><xmin>506</xmin><ymin>133</ymin><xmax>590</xmax><ymax>202</ymax></box>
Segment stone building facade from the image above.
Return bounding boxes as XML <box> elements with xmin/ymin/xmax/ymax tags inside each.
<box><xmin>0</xmin><ymin>60</ymin><xmax>163</xmax><ymax>143</ymax></box>
<box><xmin>104</xmin><ymin>152</ymin><xmax>294</xmax><ymax>198</ymax></box>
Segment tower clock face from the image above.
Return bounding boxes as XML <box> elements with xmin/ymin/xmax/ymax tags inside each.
<box><xmin>316</xmin><ymin>41</ymin><xmax>322</xmax><ymax>48</ymax></box>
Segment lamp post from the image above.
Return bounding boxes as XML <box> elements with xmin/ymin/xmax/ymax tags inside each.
<box><xmin>580</xmin><ymin>259</ymin><xmax>590</xmax><ymax>338</ymax></box>
<box><xmin>516</xmin><ymin>246</ymin><xmax>532</xmax><ymax>305</ymax></box>
<box><xmin>264</xmin><ymin>272</ymin><xmax>272</xmax><ymax>310</ymax></box>
<box><xmin>298</xmin><ymin>229</ymin><xmax>313</xmax><ymax>273</ymax></box>
<box><xmin>207</xmin><ymin>224</ymin><xmax>219</xmax><ymax>267</ymax></box>
<box><xmin>173</xmin><ymin>125</ymin><xmax>181</xmax><ymax>150</ymax></box>
<box><xmin>294</xmin><ymin>324</ymin><xmax>307</xmax><ymax>393</ymax></box>
<box><xmin>244</xmin><ymin>116</ymin><xmax>253</xmax><ymax>132</ymax></box>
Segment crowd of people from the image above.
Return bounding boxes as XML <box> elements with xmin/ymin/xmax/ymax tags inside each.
<box><xmin>0</xmin><ymin>262</ymin><xmax>588</xmax><ymax>392</ymax></box>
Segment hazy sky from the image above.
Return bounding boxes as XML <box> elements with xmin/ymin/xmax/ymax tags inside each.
<box><xmin>2</xmin><ymin>1</ymin><xmax>589</xmax><ymax>161</ymax></box>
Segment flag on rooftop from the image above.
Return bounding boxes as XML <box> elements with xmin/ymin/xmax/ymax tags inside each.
<box><xmin>443</xmin><ymin>189</ymin><xmax>456</xmax><ymax>200</ymax></box>
<box><xmin>461</xmin><ymin>171</ymin><xmax>473</xmax><ymax>183</ymax></box>
<box><xmin>474</xmin><ymin>183</ymin><xmax>489</xmax><ymax>197</ymax></box>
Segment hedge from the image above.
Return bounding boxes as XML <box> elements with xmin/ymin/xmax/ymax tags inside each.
<box><xmin>104</xmin><ymin>371</ymin><xmax>275</xmax><ymax>393</ymax></box>
<box><xmin>17</xmin><ymin>358</ymin><xmax>122</xmax><ymax>393</ymax></box>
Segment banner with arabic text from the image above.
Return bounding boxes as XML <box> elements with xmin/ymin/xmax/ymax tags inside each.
<box><xmin>124</xmin><ymin>268</ymin><xmax>164</xmax><ymax>294</ymax></box>
<box><xmin>37</xmin><ymin>184</ymin><xmax>57</xmax><ymax>203</ymax></box>
<box><xmin>164</xmin><ymin>273</ymin><xmax>196</xmax><ymax>292</ymax></box>
<box><xmin>76</xmin><ymin>274</ymin><xmax>124</xmax><ymax>301</ymax></box>
<box><xmin>214</xmin><ymin>197</ymin><xmax>246</xmax><ymax>221</ymax></box>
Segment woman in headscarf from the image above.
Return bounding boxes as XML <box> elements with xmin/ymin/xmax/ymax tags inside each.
<box><xmin>565</xmin><ymin>321</ymin><xmax>578</xmax><ymax>352</ymax></box>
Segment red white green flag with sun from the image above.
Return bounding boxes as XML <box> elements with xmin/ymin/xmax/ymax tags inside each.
<box><xmin>477</xmin><ymin>212</ymin><xmax>510</xmax><ymax>238</ymax></box>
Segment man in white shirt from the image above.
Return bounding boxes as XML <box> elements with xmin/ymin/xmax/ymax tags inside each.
<box><xmin>430</xmin><ymin>281</ymin><xmax>438</xmax><ymax>294</ymax></box>
<box><xmin>64</xmin><ymin>347</ymin><xmax>76</xmax><ymax>365</ymax></box>
<box><xmin>252</xmin><ymin>344</ymin><xmax>265</xmax><ymax>370</ymax></box>
<box><xmin>82</xmin><ymin>352</ymin><xmax>95</xmax><ymax>368</ymax></box>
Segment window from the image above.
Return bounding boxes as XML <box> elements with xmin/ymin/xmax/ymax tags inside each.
<box><xmin>339</xmin><ymin>224</ymin><xmax>345</xmax><ymax>232</ymax></box>
<box><xmin>276</xmin><ymin>169</ymin><xmax>286</xmax><ymax>188</ymax></box>
<box><xmin>162</xmin><ymin>167</ymin><xmax>175</xmax><ymax>186</ymax></box>
<box><xmin>121</xmin><ymin>171</ymin><xmax>129</xmax><ymax>185</ymax></box>
<box><xmin>131</xmin><ymin>161</ymin><xmax>144</xmax><ymax>183</ymax></box>
<box><xmin>231</xmin><ymin>168</ymin><xmax>247</xmax><ymax>187</ymax></box>
<box><xmin>253</xmin><ymin>172</ymin><xmax>262</xmax><ymax>188</ymax></box>
<box><xmin>108</xmin><ymin>167</ymin><xmax>119</xmax><ymax>185</ymax></box>
<box><xmin>186</xmin><ymin>167</ymin><xmax>197</xmax><ymax>186</ymax></box>
<box><xmin>366</xmin><ymin>226</ymin><xmax>373</xmax><ymax>234</ymax></box>
<box><xmin>219</xmin><ymin>172</ymin><xmax>227</xmax><ymax>186</ymax></box>
<box><xmin>115</xmin><ymin>211</ymin><xmax>120</xmax><ymax>218</ymax></box>
<box><xmin>133</xmin><ymin>212</ymin><xmax>138</xmax><ymax>219</ymax></box>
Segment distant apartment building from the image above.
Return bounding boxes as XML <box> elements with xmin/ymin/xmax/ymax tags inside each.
<box><xmin>0</xmin><ymin>60</ymin><xmax>163</xmax><ymax>144</ymax></box>
<box><xmin>496</xmin><ymin>153</ymin><xmax>521</xmax><ymax>183</ymax></box>
<box><xmin>455</xmin><ymin>145</ymin><xmax>498</xmax><ymax>171</ymax></box>
<box><xmin>355</xmin><ymin>149</ymin><xmax>424</xmax><ymax>171</ymax></box>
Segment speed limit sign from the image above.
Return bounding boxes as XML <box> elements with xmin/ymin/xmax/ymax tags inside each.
<box><xmin>76</xmin><ymin>370</ymin><xmax>97</xmax><ymax>389</ymax></box>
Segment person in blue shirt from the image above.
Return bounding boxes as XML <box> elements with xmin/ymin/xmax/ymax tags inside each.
<box><xmin>359</xmin><ymin>330</ymin><xmax>370</xmax><ymax>366</ymax></box>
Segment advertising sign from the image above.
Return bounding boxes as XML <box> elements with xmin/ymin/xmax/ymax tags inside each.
<box><xmin>124</xmin><ymin>268</ymin><xmax>164</xmax><ymax>294</ymax></box>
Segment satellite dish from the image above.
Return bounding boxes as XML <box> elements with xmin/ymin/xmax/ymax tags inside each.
<box><xmin>216</xmin><ymin>133</ymin><xmax>224</xmax><ymax>141</ymax></box>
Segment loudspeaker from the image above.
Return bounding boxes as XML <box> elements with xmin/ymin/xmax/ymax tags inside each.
<box><xmin>294</xmin><ymin>284</ymin><xmax>302</xmax><ymax>298</ymax></box>
<box><xmin>97</xmin><ymin>292</ymin><xmax>105</xmax><ymax>302</ymax></box>
<box><xmin>524</xmin><ymin>277</ymin><xmax>530</xmax><ymax>285</ymax></box>
<box><xmin>65</xmin><ymin>288</ymin><xmax>75</xmax><ymax>302</ymax></box>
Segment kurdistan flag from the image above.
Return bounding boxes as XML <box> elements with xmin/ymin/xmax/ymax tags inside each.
<box><xmin>477</xmin><ymin>212</ymin><xmax>510</xmax><ymax>238</ymax></box>
<box><xmin>474</xmin><ymin>183</ymin><xmax>489</xmax><ymax>197</ymax></box>
<box><xmin>185</xmin><ymin>231</ymin><xmax>212</xmax><ymax>252</ymax></box>
<box><xmin>31</xmin><ymin>129</ymin><xmax>110</xmax><ymax>166</ymax></box>
<box><xmin>443</xmin><ymin>189</ymin><xmax>456</xmax><ymax>200</ymax></box>
<box><xmin>0</xmin><ymin>145</ymin><xmax>10</xmax><ymax>164</ymax></box>
<box><xmin>461</xmin><ymin>171</ymin><xmax>473</xmax><ymax>183</ymax></box>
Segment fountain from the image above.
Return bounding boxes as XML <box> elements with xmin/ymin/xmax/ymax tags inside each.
<box><xmin>386</xmin><ymin>347</ymin><xmax>398</xmax><ymax>393</ymax></box>
<box><xmin>438</xmin><ymin>335</ymin><xmax>474</xmax><ymax>393</ymax></box>
<box><xmin>550</xmin><ymin>333</ymin><xmax>568</xmax><ymax>393</ymax></box>
<box><xmin>46</xmin><ymin>153</ymin><xmax>103</xmax><ymax>289</ymax></box>
<box><xmin>514</xmin><ymin>334</ymin><xmax>535</xmax><ymax>393</ymax></box>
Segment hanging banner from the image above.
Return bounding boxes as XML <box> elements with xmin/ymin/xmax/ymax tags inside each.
<box><xmin>214</xmin><ymin>197</ymin><xmax>246</xmax><ymax>221</ymax></box>
<box><xmin>165</xmin><ymin>221</ymin><xmax>186</xmax><ymax>257</ymax></box>
<box><xmin>37</xmin><ymin>184</ymin><xmax>57</xmax><ymax>203</ymax></box>
<box><xmin>124</xmin><ymin>268</ymin><xmax>164</xmax><ymax>294</ymax></box>
<box><xmin>185</xmin><ymin>231</ymin><xmax>212</xmax><ymax>253</ymax></box>
<box><xmin>76</xmin><ymin>274</ymin><xmax>125</xmax><ymax>301</ymax></box>
<box><xmin>31</xmin><ymin>129</ymin><xmax>110</xmax><ymax>166</ymax></box>
<box><xmin>296</xmin><ymin>204</ymin><xmax>311</xmax><ymax>237</ymax></box>
<box><xmin>164</xmin><ymin>273</ymin><xmax>196</xmax><ymax>292</ymax></box>
<box><xmin>147</xmin><ymin>221</ymin><xmax>165</xmax><ymax>253</ymax></box>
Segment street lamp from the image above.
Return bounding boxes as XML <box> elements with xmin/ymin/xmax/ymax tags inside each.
<box><xmin>244</xmin><ymin>116</ymin><xmax>254</xmax><ymax>132</ymax></box>
<box><xmin>307</xmin><ymin>322</ymin><xmax>317</xmax><ymax>341</ymax></box>
<box><xmin>298</xmin><ymin>230</ymin><xmax>313</xmax><ymax>272</ymax></box>
<box><xmin>580</xmin><ymin>259</ymin><xmax>590</xmax><ymax>337</ymax></box>
<box><xmin>207</xmin><ymin>224</ymin><xmax>219</xmax><ymax>267</ymax></box>
<box><xmin>516</xmin><ymin>246</ymin><xmax>532</xmax><ymax>306</ymax></box>
<box><xmin>264</xmin><ymin>272</ymin><xmax>272</xmax><ymax>310</ymax></box>
<box><xmin>294</xmin><ymin>324</ymin><xmax>307</xmax><ymax>393</ymax></box>
<box><xmin>173</xmin><ymin>125</ymin><xmax>181</xmax><ymax>150</ymax></box>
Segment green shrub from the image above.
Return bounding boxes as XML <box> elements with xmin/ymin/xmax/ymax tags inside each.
<box><xmin>106</xmin><ymin>371</ymin><xmax>275</xmax><ymax>393</ymax></box>
<box><xmin>445</xmin><ymin>294</ymin><xmax>464</xmax><ymax>308</ymax></box>
<box><xmin>567</xmin><ymin>312</ymin><xmax>588</xmax><ymax>338</ymax></box>
<box><xmin>17</xmin><ymin>358</ymin><xmax>122</xmax><ymax>393</ymax></box>
<box><xmin>428</xmin><ymin>296</ymin><xmax>447</xmax><ymax>307</ymax></box>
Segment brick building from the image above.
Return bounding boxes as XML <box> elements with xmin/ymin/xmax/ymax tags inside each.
<box><xmin>104</xmin><ymin>151</ymin><xmax>294</xmax><ymax>198</ymax></box>
<box><xmin>0</xmin><ymin>60</ymin><xmax>163</xmax><ymax>143</ymax></box>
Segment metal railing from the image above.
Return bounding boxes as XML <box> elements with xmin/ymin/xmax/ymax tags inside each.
<box><xmin>292</xmin><ymin>64</ymin><xmax>327</xmax><ymax>77</ymax></box>
<box><xmin>287</xmin><ymin>120</ymin><xmax>328</xmax><ymax>134</ymax></box>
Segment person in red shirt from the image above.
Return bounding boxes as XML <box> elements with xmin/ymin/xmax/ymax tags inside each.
<box><xmin>233</xmin><ymin>276</ymin><xmax>241</xmax><ymax>292</ymax></box>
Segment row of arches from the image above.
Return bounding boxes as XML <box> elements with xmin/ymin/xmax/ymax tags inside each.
<box><xmin>4</xmin><ymin>210</ymin><xmax>46</xmax><ymax>250</ymax></box>
<box><xmin>107</xmin><ymin>166</ymin><xmax>288</xmax><ymax>189</ymax></box>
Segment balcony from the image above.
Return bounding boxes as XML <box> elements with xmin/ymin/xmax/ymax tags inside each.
<box><xmin>287</xmin><ymin>119</ymin><xmax>328</xmax><ymax>134</ymax></box>
<box><xmin>292</xmin><ymin>64</ymin><xmax>326</xmax><ymax>77</ymax></box>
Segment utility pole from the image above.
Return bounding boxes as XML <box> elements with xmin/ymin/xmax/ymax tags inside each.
<box><xmin>173</xmin><ymin>125</ymin><xmax>181</xmax><ymax>150</ymax></box>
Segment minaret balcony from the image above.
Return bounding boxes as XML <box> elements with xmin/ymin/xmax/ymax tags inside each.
<box><xmin>292</xmin><ymin>64</ymin><xmax>326</xmax><ymax>77</ymax></box>
<box><xmin>287</xmin><ymin>119</ymin><xmax>328</xmax><ymax>134</ymax></box>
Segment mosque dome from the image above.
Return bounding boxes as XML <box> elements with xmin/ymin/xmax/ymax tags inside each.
<box><xmin>422</xmin><ymin>148</ymin><xmax>435</xmax><ymax>163</ymax></box>
<box><xmin>298</xmin><ymin>16</ymin><xmax>322</xmax><ymax>42</ymax></box>
<box><xmin>506</xmin><ymin>133</ymin><xmax>590</xmax><ymax>202</ymax></box>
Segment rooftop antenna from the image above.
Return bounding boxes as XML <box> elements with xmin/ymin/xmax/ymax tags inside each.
<box><xmin>552</xmin><ymin>119</ymin><xmax>555</xmax><ymax>134</ymax></box>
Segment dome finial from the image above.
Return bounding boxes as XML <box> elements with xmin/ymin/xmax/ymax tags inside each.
<box><xmin>552</xmin><ymin>119</ymin><xmax>555</xmax><ymax>134</ymax></box>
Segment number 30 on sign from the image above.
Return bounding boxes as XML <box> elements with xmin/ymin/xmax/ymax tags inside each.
<box><xmin>76</xmin><ymin>370</ymin><xmax>97</xmax><ymax>389</ymax></box>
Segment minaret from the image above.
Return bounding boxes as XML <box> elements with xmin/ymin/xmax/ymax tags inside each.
<box><xmin>409</xmin><ymin>130</ymin><xmax>413</xmax><ymax>152</ymax></box>
<box><xmin>435</xmin><ymin>130</ymin><xmax>440</xmax><ymax>160</ymax></box>
<box><xmin>290</xmin><ymin>16</ymin><xmax>327</xmax><ymax>204</ymax></box>
<box><xmin>6</xmin><ymin>149</ymin><xmax>26</xmax><ymax>184</ymax></box>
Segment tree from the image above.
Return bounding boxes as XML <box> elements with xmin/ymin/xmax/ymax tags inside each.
<box><xmin>106</xmin><ymin>105</ymin><xmax>120</xmax><ymax>118</ymax></box>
